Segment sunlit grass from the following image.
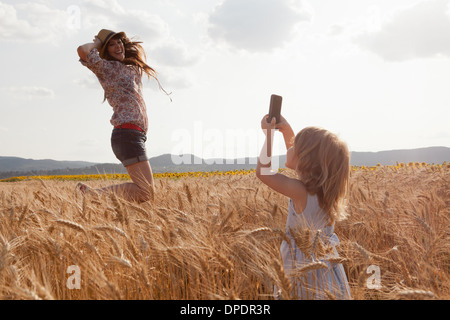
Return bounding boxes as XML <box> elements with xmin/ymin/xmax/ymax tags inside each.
<box><xmin>0</xmin><ymin>162</ymin><xmax>448</xmax><ymax>299</ymax></box>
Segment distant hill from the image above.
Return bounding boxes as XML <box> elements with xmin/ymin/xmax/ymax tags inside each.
<box><xmin>0</xmin><ymin>156</ymin><xmax>97</xmax><ymax>173</ymax></box>
<box><xmin>0</xmin><ymin>146</ymin><xmax>448</xmax><ymax>179</ymax></box>
<box><xmin>350</xmin><ymin>146</ymin><xmax>450</xmax><ymax>166</ymax></box>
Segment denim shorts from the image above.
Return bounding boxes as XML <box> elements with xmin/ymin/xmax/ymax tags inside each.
<box><xmin>111</xmin><ymin>128</ymin><xmax>149</xmax><ymax>167</ymax></box>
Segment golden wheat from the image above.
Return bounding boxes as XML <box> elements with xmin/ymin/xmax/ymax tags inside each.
<box><xmin>0</xmin><ymin>165</ymin><xmax>448</xmax><ymax>300</ymax></box>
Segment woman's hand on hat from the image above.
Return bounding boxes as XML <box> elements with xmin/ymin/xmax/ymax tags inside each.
<box><xmin>93</xmin><ymin>36</ymin><xmax>102</xmax><ymax>49</ymax></box>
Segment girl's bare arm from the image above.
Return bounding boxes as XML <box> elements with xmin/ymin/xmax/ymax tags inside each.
<box><xmin>276</xmin><ymin>115</ymin><xmax>295</xmax><ymax>150</ymax></box>
<box><xmin>256</xmin><ymin>115</ymin><xmax>307</xmax><ymax>202</ymax></box>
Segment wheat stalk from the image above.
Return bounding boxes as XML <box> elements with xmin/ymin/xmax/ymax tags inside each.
<box><xmin>395</xmin><ymin>288</ymin><xmax>436</xmax><ymax>299</ymax></box>
<box><xmin>106</xmin><ymin>256</ymin><xmax>133</xmax><ymax>269</ymax></box>
<box><xmin>243</xmin><ymin>227</ymin><xmax>272</xmax><ymax>237</ymax></box>
<box><xmin>272</xmin><ymin>259</ymin><xmax>293</xmax><ymax>300</ymax></box>
<box><xmin>297</xmin><ymin>260</ymin><xmax>328</xmax><ymax>273</ymax></box>
<box><xmin>94</xmin><ymin>225</ymin><xmax>127</xmax><ymax>237</ymax></box>
<box><xmin>353</xmin><ymin>242</ymin><xmax>371</xmax><ymax>260</ymax></box>
<box><xmin>184</xmin><ymin>183</ymin><xmax>193</xmax><ymax>204</ymax></box>
<box><xmin>54</xmin><ymin>219</ymin><xmax>87</xmax><ymax>235</ymax></box>
<box><xmin>289</xmin><ymin>227</ymin><xmax>312</xmax><ymax>257</ymax></box>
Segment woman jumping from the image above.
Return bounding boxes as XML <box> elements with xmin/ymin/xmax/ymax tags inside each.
<box><xmin>77</xmin><ymin>29</ymin><xmax>166</xmax><ymax>203</ymax></box>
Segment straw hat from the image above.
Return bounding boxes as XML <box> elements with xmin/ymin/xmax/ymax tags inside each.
<box><xmin>96</xmin><ymin>29</ymin><xmax>126</xmax><ymax>58</ymax></box>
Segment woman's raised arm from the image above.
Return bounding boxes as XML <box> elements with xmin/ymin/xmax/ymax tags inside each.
<box><xmin>77</xmin><ymin>36</ymin><xmax>102</xmax><ymax>61</ymax></box>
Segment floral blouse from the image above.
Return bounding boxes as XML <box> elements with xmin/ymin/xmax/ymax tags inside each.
<box><xmin>80</xmin><ymin>48</ymin><xmax>148</xmax><ymax>133</ymax></box>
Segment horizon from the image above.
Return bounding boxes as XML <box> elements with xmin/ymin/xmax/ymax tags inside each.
<box><xmin>1</xmin><ymin>145</ymin><xmax>449</xmax><ymax>164</ymax></box>
<box><xmin>1</xmin><ymin>0</ymin><xmax>449</xmax><ymax>163</ymax></box>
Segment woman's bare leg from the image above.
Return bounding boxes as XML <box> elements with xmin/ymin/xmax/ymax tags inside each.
<box><xmin>99</xmin><ymin>160</ymin><xmax>155</xmax><ymax>203</ymax></box>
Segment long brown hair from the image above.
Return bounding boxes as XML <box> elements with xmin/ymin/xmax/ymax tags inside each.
<box><xmin>294</xmin><ymin>127</ymin><xmax>350</xmax><ymax>222</ymax></box>
<box><xmin>102</xmin><ymin>34</ymin><xmax>157</xmax><ymax>78</ymax></box>
<box><xmin>102</xmin><ymin>34</ymin><xmax>171</xmax><ymax>101</ymax></box>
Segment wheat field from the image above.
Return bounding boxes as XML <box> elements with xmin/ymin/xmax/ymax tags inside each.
<box><xmin>0</xmin><ymin>165</ymin><xmax>448</xmax><ymax>300</ymax></box>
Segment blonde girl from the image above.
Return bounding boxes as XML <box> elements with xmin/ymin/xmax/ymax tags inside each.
<box><xmin>256</xmin><ymin>114</ymin><xmax>351</xmax><ymax>300</ymax></box>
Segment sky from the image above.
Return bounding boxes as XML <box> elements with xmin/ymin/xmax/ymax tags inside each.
<box><xmin>0</xmin><ymin>0</ymin><xmax>449</xmax><ymax>164</ymax></box>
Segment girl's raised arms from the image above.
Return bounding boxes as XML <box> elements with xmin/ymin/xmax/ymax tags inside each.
<box><xmin>256</xmin><ymin>115</ymin><xmax>307</xmax><ymax>208</ymax></box>
<box><xmin>275</xmin><ymin>115</ymin><xmax>296</xmax><ymax>150</ymax></box>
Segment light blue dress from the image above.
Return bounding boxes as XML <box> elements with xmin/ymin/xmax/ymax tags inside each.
<box><xmin>277</xmin><ymin>194</ymin><xmax>351</xmax><ymax>300</ymax></box>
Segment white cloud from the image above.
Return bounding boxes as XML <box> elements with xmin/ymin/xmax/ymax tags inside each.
<box><xmin>153</xmin><ymin>71</ymin><xmax>193</xmax><ymax>91</ymax></box>
<box><xmin>328</xmin><ymin>23</ymin><xmax>347</xmax><ymax>37</ymax></box>
<box><xmin>208</xmin><ymin>0</ymin><xmax>313</xmax><ymax>52</ymax></box>
<box><xmin>76</xmin><ymin>1</ymin><xmax>197</xmax><ymax>92</ymax></box>
<box><xmin>149</xmin><ymin>39</ymin><xmax>200</xmax><ymax>67</ymax></box>
<box><xmin>73</xmin><ymin>75</ymin><xmax>99</xmax><ymax>89</ymax></box>
<box><xmin>0</xmin><ymin>0</ymin><xmax>172</xmax><ymax>45</ymax></box>
<box><xmin>1</xmin><ymin>86</ymin><xmax>55</xmax><ymax>100</ymax></box>
<box><xmin>81</xmin><ymin>0</ymin><xmax>169</xmax><ymax>44</ymax></box>
<box><xmin>353</xmin><ymin>0</ymin><xmax>450</xmax><ymax>61</ymax></box>
<box><xmin>0</xmin><ymin>1</ymin><xmax>77</xmax><ymax>43</ymax></box>
<box><xmin>0</xmin><ymin>2</ymin><xmax>35</xmax><ymax>41</ymax></box>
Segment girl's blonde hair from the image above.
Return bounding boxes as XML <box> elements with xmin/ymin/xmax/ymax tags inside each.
<box><xmin>294</xmin><ymin>127</ymin><xmax>350</xmax><ymax>222</ymax></box>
